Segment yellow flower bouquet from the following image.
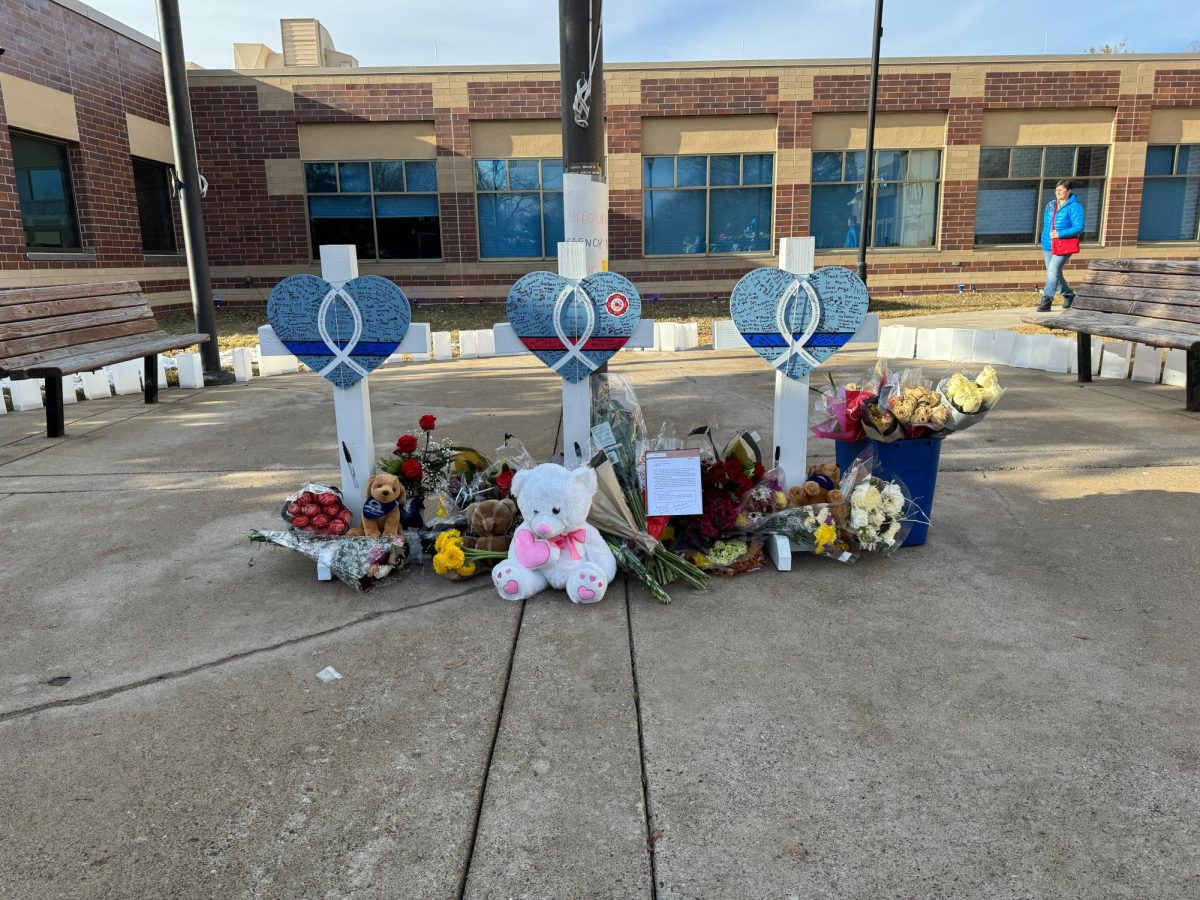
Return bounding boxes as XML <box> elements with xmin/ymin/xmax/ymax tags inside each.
<box><xmin>430</xmin><ymin>528</ymin><xmax>506</xmax><ymax>581</ymax></box>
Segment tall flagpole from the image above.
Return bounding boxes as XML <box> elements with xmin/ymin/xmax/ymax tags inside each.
<box><xmin>154</xmin><ymin>0</ymin><xmax>233</xmax><ymax>384</ymax></box>
<box><xmin>857</xmin><ymin>0</ymin><xmax>885</xmax><ymax>288</ymax></box>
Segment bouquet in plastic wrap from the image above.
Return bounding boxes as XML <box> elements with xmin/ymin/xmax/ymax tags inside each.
<box><xmin>880</xmin><ymin>367</ymin><xmax>950</xmax><ymax>439</ymax></box>
<box><xmin>249</xmin><ymin>530</ymin><xmax>410</xmax><ymax>592</ymax></box>
<box><xmin>733</xmin><ymin>466</ymin><xmax>790</xmax><ymax>531</ymax></box>
<box><xmin>589</xmin><ymin>374</ymin><xmax>707</xmax><ymax>603</ymax></box>
<box><xmin>839</xmin><ymin>449</ymin><xmax>920</xmax><ymax>556</ymax></box>
<box><xmin>938</xmin><ymin>364</ymin><xmax>1005</xmax><ymax>432</ymax></box>
<box><xmin>811</xmin><ymin>369</ymin><xmax>880</xmax><ymax>442</ymax></box>
<box><xmin>280</xmin><ymin>483</ymin><xmax>355</xmax><ymax>536</ymax></box>
<box><xmin>432</xmin><ymin>436</ymin><xmax>535</xmax><ymax>524</ymax></box>
<box><xmin>750</xmin><ymin>500</ymin><xmax>856</xmax><ymax>563</ymax></box>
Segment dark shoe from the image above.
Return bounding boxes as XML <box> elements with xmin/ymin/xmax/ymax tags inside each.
<box><xmin>1062</xmin><ymin>295</ymin><xmax>1074</xmax><ymax>310</ymax></box>
<box><xmin>1036</xmin><ymin>298</ymin><xmax>1052</xmax><ymax>312</ymax></box>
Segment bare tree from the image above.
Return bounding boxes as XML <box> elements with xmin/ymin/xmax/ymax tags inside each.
<box><xmin>1087</xmin><ymin>39</ymin><xmax>1131</xmax><ymax>54</ymax></box>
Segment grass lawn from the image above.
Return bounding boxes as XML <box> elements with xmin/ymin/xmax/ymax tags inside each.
<box><xmin>158</xmin><ymin>289</ymin><xmax>1037</xmax><ymax>353</ymax></box>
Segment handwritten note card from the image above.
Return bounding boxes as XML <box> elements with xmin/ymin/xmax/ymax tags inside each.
<box><xmin>645</xmin><ymin>449</ymin><xmax>704</xmax><ymax>517</ymax></box>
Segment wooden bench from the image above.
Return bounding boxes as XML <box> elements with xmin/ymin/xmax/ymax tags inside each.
<box><xmin>0</xmin><ymin>282</ymin><xmax>208</xmax><ymax>437</ymax></box>
<box><xmin>1023</xmin><ymin>259</ymin><xmax>1200</xmax><ymax>410</ymax></box>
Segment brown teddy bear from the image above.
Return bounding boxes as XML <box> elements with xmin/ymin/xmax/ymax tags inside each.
<box><xmin>789</xmin><ymin>464</ymin><xmax>846</xmax><ymax>513</ymax></box>
<box><xmin>347</xmin><ymin>473</ymin><xmax>405</xmax><ymax>538</ymax></box>
<box><xmin>463</xmin><ymin>498</ymin><xmax>517</xmax><ymax>553</ymax></box>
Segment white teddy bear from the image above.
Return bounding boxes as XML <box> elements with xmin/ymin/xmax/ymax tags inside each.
<box><xmin>491</xmin><ymin>463</ymin><xmax>617</xmax><ymax>604</ymax></box>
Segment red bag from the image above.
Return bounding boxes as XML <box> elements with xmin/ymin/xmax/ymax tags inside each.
<box><xmin>1050</xmin><ymin>201</ymin><xmax>1080</xmax><ymax>256</ymax></box>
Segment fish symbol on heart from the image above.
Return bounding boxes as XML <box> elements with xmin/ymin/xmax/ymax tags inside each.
<box><xmin>267</xmin><ymin>274</ymin><xmax>412</xmax><ymax>389</ymax></box>
<box><xmin>506</xmin><ymin>270</ymin><xmax>642</xmax><ymax>383</ymax></box>
<box><xmin>728</xmin><ymin>266</ymin><xmax>869</xmax><ymax>381</ymax></box>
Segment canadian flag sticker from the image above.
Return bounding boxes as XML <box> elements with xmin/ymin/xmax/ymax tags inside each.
<box><xmin>606</xmin><ymin>292</ymin><xmax>629</xmax><ymax>317</ymax></box>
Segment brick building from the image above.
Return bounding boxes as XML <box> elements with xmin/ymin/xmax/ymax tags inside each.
<box><xmin>2</xmin><ymin>0</ymin><xmax>1199</xmax><ymax>309</ymax></box>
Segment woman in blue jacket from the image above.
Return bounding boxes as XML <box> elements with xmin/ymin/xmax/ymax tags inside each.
<box><xmin>1037</xmin><ymin>179</ymin><xmax>1086</xmax><ymax>312</ymax></box>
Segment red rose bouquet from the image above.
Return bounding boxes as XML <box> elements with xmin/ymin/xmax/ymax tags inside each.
<box><xmin>379</xmin><ymin>413</ymin><xmax>457</xmax><ymax>500</ymax></box>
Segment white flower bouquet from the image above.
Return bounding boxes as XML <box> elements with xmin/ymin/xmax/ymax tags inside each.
<box><xmin>937</xmin><ymin>364</ymin><xmax>1005</xmax><ymax>432</ymax></box>
<box><xmin>839</xmin><ymin>450</ymin><xmax>921</xmax><ymax>556</ymax></box>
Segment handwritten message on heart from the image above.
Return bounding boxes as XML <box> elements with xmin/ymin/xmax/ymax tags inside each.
<box><xmin>267</xmin><ymin>275</ymin><xmax>411</xmax><ymax>389</ymax></box>
<box><xmin>729</xmin><ymin>266</ymin><xmax>869</xmax><ymax>381</ymax></box>
<box><xmin>506</xmin><ymin>271</ymin><xmax>641</xmax><ymax>383</ymax></box>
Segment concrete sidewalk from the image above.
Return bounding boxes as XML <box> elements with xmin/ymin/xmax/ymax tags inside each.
<box><xmin>2</xmin><ymin>348</ymin><xmax>1199</xmax><ymax>899</ymax></box>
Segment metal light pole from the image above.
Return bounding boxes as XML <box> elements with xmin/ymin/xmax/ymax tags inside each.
<box><xmin>154</xmin><ymin>0</ymin><xmax>232</xmax><ymax>384</ymax></box>
<box><xmin>856</xmin><ymin>0</ymin><xmax>885</xmax><ymax>287</ymax></box>
<box><xmin>558</xmin><ymin>0</ymin><xmax>608</xmax><ymax>275</ymax></box>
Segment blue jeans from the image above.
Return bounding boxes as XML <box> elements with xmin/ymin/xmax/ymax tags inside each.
<box><xmin>1042</xmin><ymin>250</ymin><xmax>1075</xmax><ymax>303</ymax></box>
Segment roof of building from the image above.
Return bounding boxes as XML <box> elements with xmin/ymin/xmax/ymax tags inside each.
<box><xmin>191</xmin><ymin>52</ymin><xmax>1200</xmax><ymax>79</ymax></box>
<box><xmin>52</xmin><ymin>0</ymin><xmax>160</xmax><ymax>52</ymax></box>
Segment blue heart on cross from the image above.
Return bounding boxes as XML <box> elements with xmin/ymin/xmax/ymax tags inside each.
<box><xmin>267</xmin><ymin>274</ymin><xmax>411</xmax><ymax>389</ymax></box>
<box><xmin>506</xmin><ymin>271</ymin><xmax>642</xmax><ymax>383</ymax></box>
<box><xmin>729</xmin><ymin>266</ymin><xmax>869</xmax><ymax>381</ymax></box>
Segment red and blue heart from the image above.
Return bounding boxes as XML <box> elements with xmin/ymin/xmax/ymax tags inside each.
<box><xmin>506</xmin><ymin>271</ymin><xmax>641</xmax><ymax>383</ymax></box>
<box><xmin>729</xmin><ymin>266</ymin><xmax>869</xmax><ymax>381</ymax></box>
<box><xmin>267</xmin><ymin>275</ymin><xmax>411</xmax><ymax>389</ymax></box>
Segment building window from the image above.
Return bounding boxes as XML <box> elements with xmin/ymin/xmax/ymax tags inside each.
<box><xmin>132</xmin><ymin>158</ymin><xmax>177</xmax><ymax>254</ymax></box>
<box><xmin>811</xmin><ymin>149</ymin><xmax>940</xmax><ymax>250</ymax></box>
<box><xmin>11</xmin><ymin>132</ymin><xmax>82</xmax><ymax>250</ymax></box>
<box><xmin>304</xmin><ymin>160</ymin><xmax>441</xmax><ymax>260</ymax></box>
<box><xmin>974</xmin><ymin>146</ymin><xmax>1107</xmax><ymax>246</ymax></box>
<box><xmin>643</xmin><ymin>153</ymin><xmax>773</xmax><ymax>255</ymax></box>
<box><xmin>1138</xmin><ymin>145</ymin><xmax>1200</xmax><ymax>242</ymax></box>
<box><xmin>475</xmin><ymin>159</ymin><xmax>563</xmax><ymax>259</ymax></box>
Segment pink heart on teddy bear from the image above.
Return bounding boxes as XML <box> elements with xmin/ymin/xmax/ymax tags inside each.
<box><xmin>514</xmin><ymin>529</ymin><xmax>551</xmax><ymax>568</ymax></box>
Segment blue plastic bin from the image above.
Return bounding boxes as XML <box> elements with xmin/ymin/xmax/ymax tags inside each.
<box><xmin>834</xmin><ymin>437</ymin><xmax>942</xmax><ymax>547</ymax></box>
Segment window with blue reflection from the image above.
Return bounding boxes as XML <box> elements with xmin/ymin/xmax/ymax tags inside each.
<box><xmin>974</xmin><ymin>146</ymin><xmax>1107</xmax><ymax>245</ymax></box>
<box><xmin>476</xmin><ymin>158</ymin><xmax>564</xmax><ymax>258</ymax></box>
<box><xmin>710</xmin><ymin>155</ymin><xmax>740</xmax><ymax>186</ymax></box>
<box><xmin>305</xmin><ymin>162</ymin><xmax>337</xmax><ymax>193</ymax></box>
<box><xmin>743</xmin><ymin>154</ymin><xmax>773</xmax><ymax>185</ymax></box>
<box><xmin>642</xmin><ymin>153</ymin><xmax>775</xmax><ymax>256</ymax></box>
<box><xmin>542</xmin><ymin>159</ymin><xmax>563</xmax><ymax>190</ymax></box>
<box><xmin>1138</xmin><ymin>144</ymin><xmax>1200</xmax><ymax>242</ymax></box>
<box><xmin>677</xmin><ymin>156</ymin><xmax>707</xmax><ymax>187</ymax></box>
<box><xmin>476</xmin><ymin>160</ymin><xmax>506</xmax><ymax>191</ymax></box>
<box><xmin>812</xmin><ymin>152</ymin><xmax>843</xmax><ymax>183</ymax></box>
<box><xmin>478</xmin><ymin>193</ymin><xmax>543</xmax><ymax>258</ymax></box>
<box><xmin>644</xmin><ymin>157</ymin><xmax>675</xmax><ymax>188</ymax></box>
<box><xmin>12</xmin><ymin>133</ymin><xmax>82</xmax><ymax>249</ymax></box>
<box><xmin>338</xmin><ymin>162</ymin><xmax>371</xmax><ymax>193</ymax></box>
<box><xmin>644</xmin><ymin>190</ymin><xmax>706</xmax><ymax>254</ymax></box>
<box><xmin>304</xmin><ymin>158</ymin><xmax>440</xmax><ymax>260</ymax></box>
<box><xmin>811</xmin><ymin>149</ymin><xmax>940</xmax><ymax>249</ymax></box>
<box><xmin>405</xmin><ymin>161</ymin><xmax>437</xmax><ymax>193</ymax></box>
<box><xmin>372</xmin><ymin>161</ymin><xmax>404</xmax><ymax>192</ymax></box>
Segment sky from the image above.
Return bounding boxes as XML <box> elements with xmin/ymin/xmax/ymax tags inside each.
<box><xmin>85</xmin><ymin>0</ymin><xmax>1200</xmax><ymax>69</ymax></box>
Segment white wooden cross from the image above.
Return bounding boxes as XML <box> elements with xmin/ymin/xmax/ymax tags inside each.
<box><xmin>765</xmin><ymin>237</ymin><xmax>815</xmax><ymax>573</ymax></box>
<box><xmin>259</xmin><ymin>245</ymin><xmax>431</xmax><ymax>580</ymax></box>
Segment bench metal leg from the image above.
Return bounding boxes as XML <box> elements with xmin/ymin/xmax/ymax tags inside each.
<box><xmin>44</xmin><ymin>375</ymin><xmax>65</xmax><ymax>438</ymax></box>
<box><xmin>1188</xmin><ymin>350</ymin><xmax>1200</xmax><ymax>412</ymax></box>
<box><xmin>1077</xmin><ymin>333</ymin><xmax>1092</xmax><ymax>383</ymax></box>
<box><xmin>144</xmin><ymin>354</ymin><xmax>159</xmax><ymax>404</ymax></box>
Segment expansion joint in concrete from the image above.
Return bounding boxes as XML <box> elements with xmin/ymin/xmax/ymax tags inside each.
<box><xmin>0</xmin><ymin>586</ymin><xmax>486</xmax><ymax>725</ymax></box>
<box><xmin>456</xmin><ymin>597</ymin><xmax>527</xmax><ymax>900</ymax></box>
<box><xmin>626</xmin><ymin>582</ymin><xmax>661</xmax><ymax>899</ymax></box>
